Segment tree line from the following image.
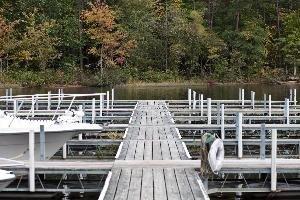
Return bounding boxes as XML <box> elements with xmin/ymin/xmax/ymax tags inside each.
<box><xmin>0</xmin><ymin>0</ymin><xmax>299</xmax><ymax>86</ymax></box>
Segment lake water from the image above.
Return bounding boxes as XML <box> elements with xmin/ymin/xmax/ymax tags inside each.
<box><xmin>0</xmin><ymin>83</ymin><xmax>299</xmax><ymax>101</ymax></box>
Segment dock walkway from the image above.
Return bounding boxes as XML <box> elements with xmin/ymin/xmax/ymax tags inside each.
<box><xmin>102</xmin><ymin>101</ymin><xmax>208</xmax><ymax>200</ymax></box>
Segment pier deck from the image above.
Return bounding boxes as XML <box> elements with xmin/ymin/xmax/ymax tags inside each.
<box><xmin>102</xmin><ymin>101</ymin><xmax>208</xmax><ymax>200</ymax></box>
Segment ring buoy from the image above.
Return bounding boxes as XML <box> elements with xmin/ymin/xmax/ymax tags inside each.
<box><xmin>208</xmin><ymin>139</ymin><xmax>224</xmax><ymax>173</ymax></box>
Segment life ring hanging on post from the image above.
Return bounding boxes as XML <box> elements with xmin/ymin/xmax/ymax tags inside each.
<box><xmin>208</xmin><ymin>138</ymin><xmax>224</xmax><ymax>173</ymax></box>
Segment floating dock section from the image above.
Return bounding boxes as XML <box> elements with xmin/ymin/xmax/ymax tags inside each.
<box><xmin>101</xmin><ymin>101</ymin><xmax>209</xmax><ymax>200</ymax></box>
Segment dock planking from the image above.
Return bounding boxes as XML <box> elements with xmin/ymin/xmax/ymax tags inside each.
<box><xmin>103</xmin><ymin>101</ymin><xmax>208</xmax><ymax>200</ymax></box>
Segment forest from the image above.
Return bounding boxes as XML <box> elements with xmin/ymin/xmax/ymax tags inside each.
<box><xmin>0</xmin><ymin>0</ymin><xmax>299</xmax><ymax>86</ymax></box>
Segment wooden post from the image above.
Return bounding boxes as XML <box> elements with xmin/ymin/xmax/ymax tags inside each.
<box><xmin>188</xmin><ymin>89</ymin><xmax>192</xmax><ymax>110</ymax></box>
<box><xmin>271</xmin><ymin>129</ymin><xmax>277</xmax><ymax>192</ymax></box>
<box><xmin>92</xmin><ymin>98</ymin><xmax>96</xmax><ymax>124</ymax></box>
<box><xmin>221</xmin><ymin>104</ymin><xmax>225</xmax><ymax>140</ymax></box>
<box><xmin>207</xmin><ymin>98</ymin><xmax>211</xmax><ymax>125</ymax></box>
<box><xmin>260</xmin><ymin>124</ymin><xmax>266</xmax><ymax>159</ymax></box>
<box><xmin>47</xmin><ymin>91</ymin><xmax>51</xmax><ymax>110</ymax></box>
<box><xmin>289</xmin><ymin>88</ymin><xmax>293</xmax><ymax>101</ymax></box>
<box><xmin>238</xmin><ymin>88</ymin><xmax>241</xmax><ymax>100</ymax></box>
<box><xmin>40</xmin><ymin>125</ymin><xmax>45</xmax><ymax>161</ymax></box>
<box><xmin>29</xmin><ymin>130</ymin><xmax>35</xmax><ymax>192</ymax></box>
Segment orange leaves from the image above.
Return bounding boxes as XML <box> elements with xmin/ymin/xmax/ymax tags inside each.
<box><xmin>81</xmin><ymin>2</ymin><xmax>135</xmax><ymax>68</ymax></box>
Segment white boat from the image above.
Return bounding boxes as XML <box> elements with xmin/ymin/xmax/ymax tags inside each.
<box><xmin>0</xmin><ymin>158</ymin><xmax>23</xmax><ymax>190</ymax></box>
<box><xmin>0</xmin><ymin>110</ymin><xmax>102</xmax><ymax>160</ymax></box>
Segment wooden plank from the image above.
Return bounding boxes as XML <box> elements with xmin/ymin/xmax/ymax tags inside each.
<box><xmin>185</xmin><ymin>169</ymin><xmax>206</xmax><ymax>199</ymax></box>
<box><xmin>164</xmin><ymin>168</ymin><xmax>181</xmax><ymax>200</ymax></box>
<box><xmin>103</xmin><ymin>169</ymin><xmax>121</xmax><ymax>200</ymax></box>
<box><xmin>135</xmin><ymin>140</ymin><xmax>145</xmax><ymax>160</ymax></box>
<box><xmin>141</xmin><ymin>168</ymin><xmax>154</xmax><ymax>200</ymax></box>
<box><xmin>175</xmin><ymin>141</ymin><xmax>189</xmax><ymax>160</ymax></box>
<box><xmin>114</xmin><ymin>169</ymin><xmax>132</xmax><ymax>200</ymax></box>
<box><xmin>127</xmin><ymin>168</ymin><xmax>142</xmax><ymax>200</ymax></box>
<box><xmin>168</xmin><ymin>140</ymin><xmax>180</xmax><ymax>160</ymax></box>
<box><xmin>145</xmin><ymin>127</ymin><xmax>153</xmax><ymax>140</ymax></box>
<box><xmin>118</xmin><ymin>141</ymin><xmax>130</xmax><ymax>160</ymax></box>
<box><xmin>161</xmin><ymin>140</ymin><xmax>171</xmax><ymax>160</ymax></box>
<box><xmin>125</xmin><ymin>140</ymin><xmax>138</xmax><ymax>160</ymax></box>
<box><xmin>175</xmin><ymin>168</ymin><xmax>194</xmax><ymax>200</ymax></box>
<box><xmin>153</xmin><ymin>169</ymin><xmax>167</xmax><ymax>200</ymax></box>
<box><xmin>153</xmin><ymin>140</ymin><xmax>162</xmax><ymax>160</ymax></box>
<box><xmin>144</xmin><ymin>140</ymin><xmax>152</xmax><ymax>160</ymax></box>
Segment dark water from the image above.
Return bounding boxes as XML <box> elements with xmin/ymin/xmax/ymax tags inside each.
<box><xmin>0</xmin><ymin>83</ymin><xmax>299</xmax><ymax>100</ymax></box>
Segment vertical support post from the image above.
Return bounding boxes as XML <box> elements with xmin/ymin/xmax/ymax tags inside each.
<box><xmin>188</xmin><ymin>89</ymin><xmax>192</xmax><ymax>110</ymax></box>
<box><xmin>13</xmin><ymin>99</ymin><xmax>17</xmax><ymax>115</ymax></box>
<box><xmin>251</xmin><ymin>91</ymin><xmax>255</xmax><ymax>109</ymax></box>
<box><xmin>60</xmin><ymin>89</ymin><xmax>64</xmax><ymax>101</ymax></box>
<box><xmin>200</xmin><ymin>94</ymin><xmax>204</xmax><ymax>117</ymax></box>
<box><xmin>238</xmin><ymin>88</ymin><xmax>241</xmax><ymax>100</ymax></box>
<box><xmin>192</xmin><ymin>91</ymin><xmax>196</xmax><ymax>110</ymax></box>
<box><xmin>285</xmin><ymin>98</ymin><xmax>290</xmax><ymax>124</ymax></box>
<box><xmin>216</xmin><ymin>102</ymin><xmax>220</xmax><ymax>125</ymax></box>
<box><xmin>111</xmin><ymin>88</ymin><xmax>115</xmax><ymax>109</ymax></box>
<box><xmin>62</xmin><ymin>143</ymin><xmax>67</xmax><ymax>159</ymax></box>
<box><xmin>40</xmin><ymin>125</ymin><xmax>45</xmax><ymax>161</ymax></box>
<box><xmin>47</xmin><ymin>91</ymin><xmax>51</xmax><ymax>110</ymax></box>
<box><xmin>237</xmin><ymin>112</ymin><xmax>243</xmax><ymax>159</ymax></box>
<box><xmin>35</xmin><ymin>95</ymin><xmax>39</xmax><ymax>111</ymax></box>
<box><xmin>260</xmin><ymin>124</ymin><xmax>266</xmax><ymax>159</ymax></box>
<box><xmin>294</xmin><ymin>88</ymin><xmax>297</xmax><ymax>106</ymax></box>
<box><xmin>78</xmin><ymin>134</ymin><xmax>83</xmax><ymax>141</ymax></box>
<box><xmin>268</xmin><ymin>95</ymin><xmax>272</xmax><ymax>118</ymax></box>
<box><xmin>241</xmin><ymin>89</ymin><xmax>244</xmax><ymax>107</ymax></box>
<box><xmin>5</xmin><ymin>89</ymin><xmax>8</xmax><ymax>110</ymax></box>
<box><xmin>106</xmin><ymin>91</ymin><xmax>110</xmax><ymax>110</ymax></box>
<box><xmin>29</xmin><ymin>130</ymin><xmax>35</xmax><ymax>192</ymax></box>
<box><xmin>31</xmin><ymin>95</ymin><xmax>35</xmax><ymax>117</ymax></box>
<box><xmin>9</xmin><ymin>88</ymin><xmax>12</xmax><ymax>98</ymax></box>
<box><xmin>271</xmin><ymin>129</ymin><xmax>277</xmax><ymax>192</ymax></box>
<box><xmin>221</xmin><ymin>104</ymin><xmax>225</xmax><ymax>140</ymax></box>
<box><xmin>100</xmin><ymin>95</ymin><xmax>103</xmax><ymax>117</ymax></box>
<box><xmin>289</xmin><ymin>88</ymin><xmax>293</xmax><ymax>101</ymax></box>
<box><xmin>92</xmin><ymin>98</ymin><xmax>96</xmax><ymax>124</ymax></box>
<box><xmin>207</xmin><ymin>98</ymin><xmax>211</xmax><ymax>125</ymax></box>
<box><xmin>78</xmin><ymin>105</ymin><xmax>83</xmax><ymax>123</ymax></box>
<box><xmin>264</xmin><ymin>94</ymin><xmax>267</xmax><ymax>109</ymax></box>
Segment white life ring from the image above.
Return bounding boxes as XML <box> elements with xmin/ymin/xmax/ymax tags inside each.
<box><xmin>208</xmin><ymin>139</ymin><xmax>224</xmax><ymax>173</ymax></box>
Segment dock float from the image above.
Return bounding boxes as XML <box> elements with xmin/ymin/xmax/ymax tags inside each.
<box><xmin>100</xmin><ymin>101</ymin><xmax>209</xmax><ymax>200</ymax></box>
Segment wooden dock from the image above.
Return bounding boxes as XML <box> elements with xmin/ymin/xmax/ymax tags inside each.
<box><xmin>102</xmin><ymin>101</ymin><xmax>209</xmax><ymax>200</ymax></box>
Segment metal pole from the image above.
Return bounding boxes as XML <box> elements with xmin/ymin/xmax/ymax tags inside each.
<box><xmin>260</xmin><ymin>124</ymin><xmax>266</xmax><ymax>159</ymax></box>
<box><xmin>221</xmin><ymin>104</ymin><xmax>225</xmax><ymax>140</ymax></box>
<box><xmin>40</xmin><ymin>125</ymin><xmax>45</xmax><ymax>161</ymax></box>
<box><xmin>29</xmin><ymin>130</ymin><xmax>35</xmax><ymax>192</ymax></box>
<box><xmin>263</xmin><ymin>94</ymin><xmax>267</xmax><ymax>109</ymax></box>
<box><xmin>268</xmin><ymin>95</ymin><xmax>272</xmax><ymax>118</ymax></box>
<box><xmin>31</xmin><ymin>95</ymin><xmax>35</xmax><ymax>117</ymax></box>
<box><xmin>111</xmin><ymin>88</ymin><xmax>115</xmax><ymax>109</ymax></box>
<box><xmin>193</xmin><ymin>91</ymin><xmax>196</xmax><ymax>110</ymax></box>
<box><xmin>237</xmin><ymin>113</ymin><xmax>243</xmax><ymax>159</ymax></box>
<box><xmin>251</xmin><ymin>91</ymin><xmax>255</xmax><ymax>109</ymax></box>
<box><xmin>13</xmin><ymin>99</ymin><xmax>17</xmax><ymax>115</ymax></box>
<box><xmin>271</xmin><ymin>129</ymin><xmax>277</xmax><ymax>192</ymax></box>
<box><xmin>207</xmin><ymin>98</ymin><xmax>211</xmax><ymax>125</ymax></box>
<box><xmin>62</xmin><ymin>143</ymin><xmax>67</xmax><ymax>159</ymax></box>
<box><xmin>106</xmin><ymin>91</ymin><xmax>110</xmax><ymax>110</ymax></box>
<box><xmin>285</xmin><ymin>98</ymin><xmax>290</xmax><ymax>124</ymax></box>
<box><xmin>5</xmin><ymin>89</ymin><xmax>8</xmax><ymax>110</ymax></box>
<box><xmin>100</xmin><ymin>95</ymin><xmax>103</xmax><ymax>117</ymax></box>
<box><xmin>9</xmin><ymin>88</ymin><xmax>12</xmax><ymax>98</ymax></box>
<box><xmin>188</xmin><ymin>89</ymin><xmax>192</xmax><ymax>110</ymax></box>
<box><xmin>238</xmin><ymin>88</ymin><xmax>241</xmax><ymax>100</ymax></box>
<box><xmin>47</xmin><ymin>91</ymin><xmax>51</xmax><ymax>110</ymax></box>
<box><xmin>294</xmin><ymin>88</ymin><xmax>297</xmax><ymax>106</ymax></box>
<box><xmin>289</xmin><ymin>88</ymin><xmax>293</xmax><ymax>101</ymax></box>
<box><xmin>92</xmin><ymin>98</ymin><xmax>96</xmax><ymax>124</ymax></box>
<box><xmin>200</xmin><ymin>94</ymin><xmax>204</xmax><ymax>117</ymax></box>
<box><xmin>241</xmin><ymin>89</ymin><xmax>244</xmax><ymax>107</ymax></box>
